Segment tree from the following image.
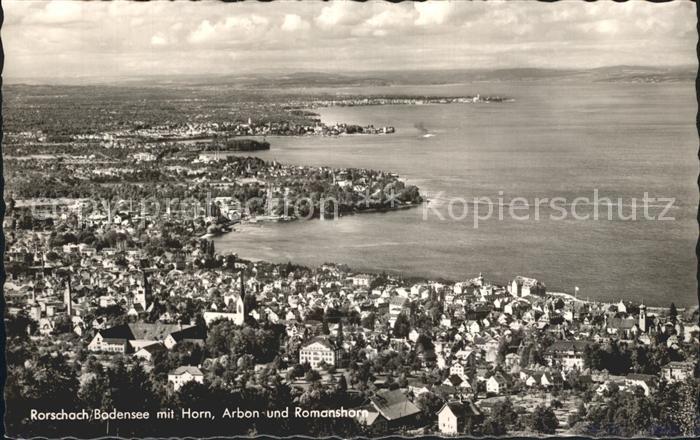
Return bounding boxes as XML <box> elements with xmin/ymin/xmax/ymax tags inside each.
<box><xmin>337</xmin><ymin>320</ymin><xmax>344</xmax><ymax>346</ymax></box>
<box><xmin>491</xmin><ymin>398</ymin><xmax>520</xmax><ymax>430</ymax></box>
<box><xmin>305</xmin><ymin>369</ymin><xmax>322</xmax><ymax>383</ymax></box>
<box><xmin>415</xmin><ymin>334</ymin><xmax>434</xmax><ymax>354</ymax></box>
<box><xmin>482</xmin><ymin>416</ymin><xmax>507</xmax><ymax>436</ymax></box>
<box><xmin>415</xmin><ymin>391</ymin><xmax>444</xmax><ymax>424</ymax></box>
<box><xmin>393</xmin><ymin>313</ymin><xmax>411</xmax><ymax>339</ymax></box>
<box><xmin>675</xmin><ymin>378</ymin><xmax>699</xmax><ymax>436</ymax></box>
<box><xmin>337</xmin><ymin>375</ymin><xmax>348</xmax><ymax>392</ymax></box>
<box><xmin>530</xmin><ymin>404</ymin><xmax>559</xmax><ymax>434</ymax></box>
<box><xmin>361</xmin><ymin>312</ymin><xmax>376</xmax><ymax>330</ymax></box>
<box><xmin>206</xmin><ymin>320</ymin><xmax>238</xmax><ymax>356</ymax></box>
<box><xmin>669</xmin><ymin>303</ymin><xmax>678</xmax><ymax>324</ymax></box>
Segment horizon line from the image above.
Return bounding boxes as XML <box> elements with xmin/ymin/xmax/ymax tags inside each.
<box><xmin>3</xmin><ymin>63</ymin><xmax>697</xmax><ymax>84</ymax></box>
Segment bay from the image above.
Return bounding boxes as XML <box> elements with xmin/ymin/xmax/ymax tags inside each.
<box><xmin>213</xmin><ymin>81</ymin><xmax>698</xmax><ymax>307</ymax></box>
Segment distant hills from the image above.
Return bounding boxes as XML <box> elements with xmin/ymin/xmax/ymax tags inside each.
<box><xmin>7</xmin><ymin>65</ymin><xmax>696</xmax><ymax>87</ymax></box>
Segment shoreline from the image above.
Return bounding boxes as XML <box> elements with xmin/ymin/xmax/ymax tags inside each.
<box><xmin>212</xmin><ymin>221</ymin><xmax>681</xmax><ymax>310</ymax></box>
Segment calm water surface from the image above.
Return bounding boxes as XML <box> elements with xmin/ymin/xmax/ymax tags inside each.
<box><xmin>214</xmin><ymin>81</ymin><xmax>698</xmax><ymax>307</ymax></box>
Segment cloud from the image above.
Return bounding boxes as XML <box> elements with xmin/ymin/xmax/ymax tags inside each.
<box><xmin>1</xmin><ymin>0</ymin><xmax>695</xmax><ymax>80</ymax></box>
<box><xmin>414</xmin><ymin>1</ymin><xmax>453</xmax><ymax>26</ymax></box>
<box><xmin>281</xmin><ymin>14</ymin><xmax>310</xmax><ymax>32</ymax></box>
<box><xmin>188</xmin><ymin>20</ymin><xmax>217</xmax><ymax>44</ymax></box>
<box><xmin>32</xmin><ymin>0</ymin><xmax>85</xmax><ymax>25</ymax></box>
<box><xmin>315</xmin><ymin>2</ymin><xmax>366</xmax><ymax>28</ymax></box>
<box><xmin>581</xmin><ymin>19</ymin><xmax>619</xmax><ymax>35</ymax></box>
<box><xmin>150</xmin><ymin>33</ymin><xmax>168</xmax><ymax>47</ymax></box>
<box><xmin>187</xmin><ymin>15</ymin><xmax>271</xmax><ymax>44</ymax></box>
<box><xmin>350</xmin><ymin>8</ymin><xmax>416</xmax><ymax>37</ymax></box>
<box><xmin>366</xmin><ymin>9</ymin><xmax>415</xmax><ymax>29</ymax></box>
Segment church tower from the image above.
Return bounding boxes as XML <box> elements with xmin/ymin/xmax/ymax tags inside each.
<box><xmin>639</xmin><ymin>303</ymin><xmax>647</xmax><ymax>332</ymax></box>
<box><xmin>64</xmin><ymin>277</ymin><xmax>73</xmax><ymax>316</ymax></box>
<box><xmin>135</xmin><ymin>271</ymin><xmax>151</xmax><ymax>311</ymax></box>
<box><xmin>239</xmin><ymin>270</ymin><xmax>246</xmax><ymax>316</ymax></box>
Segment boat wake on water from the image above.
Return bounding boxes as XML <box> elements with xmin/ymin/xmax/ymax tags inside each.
<box><xmin>414</xmin><ymin>122</ymin><xmax>436</xmax><ymax>138</ymax></box>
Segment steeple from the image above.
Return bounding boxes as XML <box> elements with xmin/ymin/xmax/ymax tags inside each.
<box><xmin>135</xmin><ymin>270</ymin><xmax>151</xmax><ymax>311</ymax></box>
<box><xmin>143</xmin><ymin>270</ymin><xmax>151</xmax><ymax>297</ymax></box>
<box><xmin>240</xmin><ymin>269</ymin><xmax>245</xmax><ymax>299</ymax></box>
<box><xmin>64</xmin><ymin>276</ymin><xmax>73</xmax><ymax>316</ymax></box>
<box><xmin>639</xmin><ymin>303</ymin><xmax>647</xmax><ymax>332</ymax></box>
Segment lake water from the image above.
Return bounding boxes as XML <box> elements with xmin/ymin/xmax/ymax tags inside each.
<box><xmin>213</xmin><ymin>81</ymin><xmax>698</xmax><ymax>307</ymax></box>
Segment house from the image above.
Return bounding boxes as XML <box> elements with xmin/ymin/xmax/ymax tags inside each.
<box><xmin>366</xmin><ymin>389</ymin><xmax>421</xmax><ymax>430</ymax></box>
<box><xmin>505</xmin><ymin>353</ymin><xmax>520</xmax><ymax>368</ymax></box>
<box><xmin>38</xmin><ymin>318</ymin><xmax>55</xmax><ymax>335</ymax></box>
<box><xmin>168</xmin><ymin>366</ymin><xmax>204</xmax><ymax>391</ymax></box>
<box><xmin>486</xmin><ymin>373</ymin><xmax>510</xmax><ymax>395</ymax></box>
<box><xmin>483</xmin><ymin>339</ymin><xmax>500</xmax><ymax>364</ymax></box>
<box><xmin>164</xmin><ymin>325</ymin><xmax>206</xmax><ymax>348</ymax></box>
<box><xmin>90</xmin><ymin>336</ymin><xmax>129</xmax><ymax>353</ymax></box>
<box><xmin>299</xmin><ymin>337</ymin><xmax>340</xmax><ymax>369</ymax></box>
<box><xmin>661</xmin><ymin>361</ymin><xmax>694</xmax><ymax>383</ymax></box>
<box><xmin>450</xmin><ymin>363</ymin><xmax>468</xmax><ymax>380</ymax></box>
<box><xmin>437</xmin><ymin>401</ymin><xmax>484</xmax><ymax>435</ymax></box>
<box><xmin>350</xmin><ymin>274</ymin><xmax>371</xmax><ymax>287</ymax></box>
<box><xmin>625</xmin><ymin>373</ymin><xmax>657</xmax><ymax>396</ymax></box>
<box><xmin>509</xmin><ymin>276</ymin><xmax>546</xmax><ymax>297</ymax></box>
<box><xmin>540</xmin><ymin>371</ymin><xmax>561</xmax><ymax>388</ymax></box>
<box><xmin>87</xmin><ymin>322</ymin><xmax>204</xmax><ymax>353</ymax></box>
<box><xmin>544</xmin><ymin>340</ymin><xmax>590</xmax><ymax>371</ymax></box>
<box><xmin>389</xmin><ymin>296</ymin><xmax>409</xmax><ymax>316</ymax></box>
<box><xmin>133</xmin><ymin>342</ymin><xmax>167</xmax><ymax>362</ymax></box>
<box><xmin>524</xmin><ymin>371</ymin><xmax>543</xmax><ymax>387</ymax></box>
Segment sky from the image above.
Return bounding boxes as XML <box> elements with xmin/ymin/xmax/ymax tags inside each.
<box><xmin>2</xmin><ymin>0</ymin><xmax>697</xmax><ymax>80</ymax></box>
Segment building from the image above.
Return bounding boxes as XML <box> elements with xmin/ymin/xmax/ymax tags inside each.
<box><xmin>639</xmin><ymin>303</ymin><xmax>648</xmax><ymax>332</ymax></box>
<box><xmin>606</xmin><ymin>316</ymin><xmax>637</xmax><ymax>338</ymax></box>
<box><xmin>203</xmin><ymin>274</ymin><xmax>247</xmax><ymax>326</ymax></box>
<box><xmin>134</xmin><ymin>342</ymin><xmax>167</xmax><ymax>362</ymax></box>
<box><xmin>168</xmin><ymin>366</ymin><xmax>204</xmax><ymax>391</ymax></box>
<box><xmin>486</xmin><ymin>373</ymin><xmax>510</xmax><ymax>395</ymax></box>
<box><xmin>63</xmin><ymin>278</ymin><xmax>73</xmax><ymax>317</ymax></box>
<box><xmin>661</xmin><ymin>361</ymin><xmax>694</xmax><ymax>383</ymax></box>
<box><xmin>350</xmin><ymin>274</ymin><xmax>372</xmax><ymax>287</ymax></box>
<box><xmin>544</xmin><ymin>340</ymin><xmax>590</xmax><ymax>371</ymax></box>
<box><xmin>450</xmin><ymin>362</ymin><xmax>468</xmax><ymax>380</ymax></box>
<box><xmin>87</xmin><ymin>322</ymin><xmax>204</xmax><ymax>353</ymax></box>
<box><xmin>299</xmin><ymin>337</ymin><xmax>340</xmax><ymax>369</ymax></box>
<box><xmin>505</xmin><ymin>352</ymin><xmax>520</xmax><ymax>368</ymax></box>
<box><xmin>509</xmin><ymin>276</ymin><xmax>546</xmax><ymax>297</ymax></box>
<box><xmin>389</xmin><ymin>296</ymin><xmax>409</xmax><ymax>316</ymax></box>
<box><xmin>367</xmin><ymin>389</ymin><xmax>421</xmax><ymax>431</ymax></box>
<box><xmin>437</xmin><ymin>401</ymin><xmax>484</xmax><ymax>435</ymax></box>
<box><xmin>625</xmin><ymin>373</ymin><xmax>657</xmax><ymax>396</ymax></box>
<box><xmin>90</xmin><ymin>335</ymin><xmax>129</xmax><ymax>353</ymax></box>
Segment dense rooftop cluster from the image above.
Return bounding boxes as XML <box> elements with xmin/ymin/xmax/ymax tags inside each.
<box><xmin>4</xmin><ymin>230</ymin><xmax>699</xmax><ymax>436</ymax></box>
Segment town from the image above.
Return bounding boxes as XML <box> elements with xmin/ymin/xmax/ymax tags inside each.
<box><xmin>2</xmin><ymin>85</ymin><xmax>697</xmax><ymax>439</ymax></box>
<box><xmin>4</xmin><ymin>220</ymin><xmax>698</xmax><ymax>436</ymax></box>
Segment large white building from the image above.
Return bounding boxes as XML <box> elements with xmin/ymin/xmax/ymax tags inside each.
<box><xmin>299</xmin><ymin>337</ymin><xmax>340</xmax><ymax>369</ymax></box>
<box><xmin>168</xmin><ymin>366</ymin><xmax>204</xmax><ymax>391</ymax></box>
<box><xmin>509</xmin><ymin>276</ymin><xmax>546</xmax><ymax>297</ymax></box>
